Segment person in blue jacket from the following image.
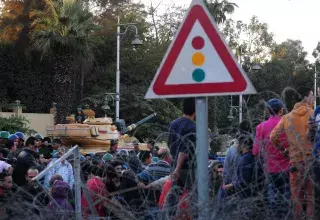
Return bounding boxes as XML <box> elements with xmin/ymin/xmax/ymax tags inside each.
<box><xmin>309</xmin><ymin>101</ymin><xmax>320</xmax><ymax>219</ymax></box>
<box><xmin>222</xmin><ymin>134</ymin><xmax>255</xmax><ymax>198</ymax></box>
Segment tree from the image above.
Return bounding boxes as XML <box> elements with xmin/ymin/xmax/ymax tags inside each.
<box><xmin>146</xmin><ymin>2</ymin><xmax>186</xmax><ymax>45</ymax></box>
<box><xmin>0</xmin><ymin>0</ymin><xmax>46</xmax><ymax>50</ymax></box>
<box><xmin>272</xmin><ymin>39</ymin><xmax>308</xmax><ymax>65</ymax></box>
<box><xmin>221</xmin><ymin>16</ymin><xmax>274</xmax><ymax>64</ymax></box>
<box><xmin>29</xmin><ymin>0</ymin><xmax>99</xmax><ymax>123</ymax></box>
<box><xmin>205</xmin><ymin>0</ymin><xmax>238</xmax><ymax>24</ymax></box>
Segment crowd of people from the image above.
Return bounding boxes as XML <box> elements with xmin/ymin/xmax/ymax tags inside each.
<box><xmin>1</xmin><ymin>87</ymin><xmax>320</xmax><ymax>219</ymax></box>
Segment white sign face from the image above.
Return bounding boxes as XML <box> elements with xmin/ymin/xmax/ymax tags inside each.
<box><xmin>165</xmin><ymin>20</ymin><xmax>234</xmax><ymax>85</ymax></box>
<box><xmin>145</xmin><ymin>0</ymin><xmax>256</xmax><ymax>99</ymax></box>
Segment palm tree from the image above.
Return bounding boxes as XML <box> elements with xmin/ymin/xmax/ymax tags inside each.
<box><xmin>205</xmin><ymin>0</ymin><xmax>238</xmax><ymax>24</ymax></box>
<box><xmin>30</xmin><ymin>0</ymin><xmax>99</xmax><ymax>123</ymax></box>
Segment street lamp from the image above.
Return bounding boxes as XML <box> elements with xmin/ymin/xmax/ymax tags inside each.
<box><xmin>228</xmin><ymin>97</ymin><xmax>239</xmax><ymax>122</ymax></box>
<box><xmin>116</xmin><ymin>17</ymin><xmax>142</xmax><ymax>120</ymax></box>
<box><xmin>239</xmin><ymin>63</ymin><xmax>262</xmax><ymax>123</ymax></box>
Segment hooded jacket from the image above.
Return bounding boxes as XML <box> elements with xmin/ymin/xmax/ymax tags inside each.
<box><xmin>270</xmin><ymin>102</ymin><xmax>314</xmax><ymax>164</ymax></box>
<box><xmin>46</xmin><ymin>180</ymin><xmax>73</xmax><ymax>220</ymax></box>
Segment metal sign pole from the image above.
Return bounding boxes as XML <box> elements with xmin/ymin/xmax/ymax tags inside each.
<box><xmin>74</xmin><ymin>148</ymin><xmax>82</xmax><ymax>220</ymax></box>
<box><xmin>196</xmin><ymin>97</ymin><xmax>209</xmax><ymax>219</ymax></box>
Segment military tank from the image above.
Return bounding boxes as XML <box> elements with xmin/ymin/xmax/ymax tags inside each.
<box><xmin>46</xmin><ymin>113</ymin><xmax>157</xmax><ymax>154</ymax></box>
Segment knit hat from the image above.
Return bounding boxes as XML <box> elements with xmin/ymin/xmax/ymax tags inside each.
<box><xmin>267</xmin><ymin>98</ymin><xmax>284</xmax><ymax>115</ymax></box>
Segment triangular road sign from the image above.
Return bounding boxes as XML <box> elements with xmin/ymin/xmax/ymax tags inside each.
<box><xmin>145</xmin><ymin>0</ymin><xmax>257</xmax><ymax>99</ymax></box>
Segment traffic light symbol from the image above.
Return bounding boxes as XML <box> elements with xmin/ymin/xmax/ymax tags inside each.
<box><xmin>192</xmin><ymin>36</ymin><xmax>205</xmax><ymax>82</ymax></box>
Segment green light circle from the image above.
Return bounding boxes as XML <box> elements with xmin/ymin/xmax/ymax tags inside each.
<box><xmin>192</xmin><ymin>69</ymin><xmax>205</xmax><ymax>82</ymax></box>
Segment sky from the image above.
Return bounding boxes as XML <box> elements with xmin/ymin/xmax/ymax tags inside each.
<box><xmin>141</xmin><ymin>0</ymin><xmax>320</xmax><ymax>61</ymax></box>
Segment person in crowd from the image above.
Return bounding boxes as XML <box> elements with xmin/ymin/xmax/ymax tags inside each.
<box><xmin>44</xmin><ymin>147</ymin><xmax>74</xmax><ymax>190</ymax></box>
<box><xmin>132</xmin><ymin>141</ymin><xmax>140</xmax><ymax>155</ymax></box>
<box><xmin>0</xmin><ymin>131</ymin><xmax>10</xmax><ymax>148</ymax></box>
<box><xmin>12</xmin><ymin>137</ymin><xmax>41</xmax><ymax>186</ymax></box>
<box><xmin>271</xmin><ymin>86</ymin><xmax>315</xmax><ymax>220</ymax></box>
<box><xmin>138</xmin><ymin>147</ymin><xmax>172</xmax><ymax>218</ymax></box>
<box><xmin>0</xmin><ymin>171</ymin><xmax>13</xmax><ymax>218</ymax></box>
<box><xmin>209</xmin><ymin>160</ymin><xmax>223</xmax><ymax>199</ymax></box>
<box><xmin>20</xmin><ymin>167</ymin><xmax>49</xmax><ymax>213</ymax></box>
<box><xmin>43</xmin><ymin>137</ymin><xmax>51</xmax><ymax>146</ymax></box>
<box><xmin>308</xmin><ymin>87</ymin><xmax>320</xmax><ymax>220</ymax></box>
<box><xmin>34</xmin><ymin>133</ymin><xmax>44</xmax><ymax>149</ymax></box>
<box><xmin>222</xmin><ymin>135</ymin><xmax>255</xmax><ymax>199</ymax></box>
<box><xmin>84</xmin><ymin>153</ymin><xmax>94</xmax><ymax>161</ymax></box>
<box><xmin>0</xmin><ymin>158</ymin><xmax>13</xmax><ymax>175</ymax></box>
<box><xmin>253</xmin><ymin>98</ymin><xmax>290</xmax><ymax>219</ymax></box>
<box><xmin>49</xmin><ymin>174</ymin><xmax>64</xmax><ymax>187</ymax></box>
<box><xmin>222</xmin><ymin>120</ymin><xmax>252</xmax><ymax>200</ymax></box>
<box><xmin>46</xmin><ymin>180</ymin><xmax>73</xmax><ymax>220</ymax></box>
<box><xmin>75</xmin><ymin>108</ymin><xmax>86</xmax><ymax>124</ymax></box>
<box><xmin>39</xmin><ymin>137</ymin><xmax>52</xmax><ymax>160</ymax></box>
<box><xmin>6</xmin><ymin>140</ymin><xmax>18</xmax><ymax>164</ymax></box>
<box><xmin>222</xmin><ymin>138</ymin><xmax>239</xmax><ymax>188</ymax></box>
<box><xmin>139</xmin><ymin>151</ymin><xmax>153</xmax><ymax>169</ymax></box>
<box><xmin>138</xmin><ymin>147</ymin><xmax>172</xmax><ymax>183</ymax></box>
<box><xmin>127</xmin><ymin>154</ymin><xmax>143</xmax><ymax>174</ymax></box>
<box><xmin>25</xmin><ymin>167</ymin><xmax>39</xmax><ymax>183</ymax></box>
<box><xmin>108</xmin><ymin>139</ymin><xmax>118</xmax><ymax>156</ymax></box>
<box><xmin>51</xmin><ymin>138</ymin><xmax>62</xmax><ymax>152</ymax></box>
<box><xmin>106</xmin><ymin>160</ymin><xmax>125</xmax><ymax>193</ymax></box>
<box><xmin>15</xmin><ymin>132</ymin><xmax>25</xmax><ymax>149</ymax></box>
<box><xmin>0</xmin><ymin>147</ymin><xmax>15</xmax><ymax>169</ymax></box>
<box><xmin>81</xmin><ymin>165</ymin><xmax>109</xmax><ymax>218</ymax></box>
<box><xmin>164</xmin><ymin>98</ymin><xmax>196</xmax><ymax>218</ymax></box>
<box><xmin>147</xmin><ymin>140</ymin><xmax>155</xmax><ymax>152</ymax></box>
<box><xmin>8</xmin><ymin>134</ymin><xmax>19</xmax><ymax>144</ymax></box>
<box><xmin>0</xmin><ymin>171</ymin><xmax>13</xmax><ymax>199</ymax></box>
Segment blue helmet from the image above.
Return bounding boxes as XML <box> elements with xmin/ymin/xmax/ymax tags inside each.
<box><xmin>15</xmin><ymin>132</ymin><xmax>25</xmax><ymax>141</ymax></box>
<box><xmin>80</xmin><ymin>155</ymin><xmax>86</xmax><ymax>162</ymax></box>
<box><xmin>8</xmin><ymin>134</ymin><xmax>19</xmax><ymax>141</ymax></box>
<box><xmin>119</xmin><ymin>149</ymin><xmax>129</xmax><ymax>156</ymax></box>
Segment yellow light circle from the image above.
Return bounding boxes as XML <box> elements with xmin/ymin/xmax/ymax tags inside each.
<box><xmin>192</xmin><ymin>52</ymin><xmax>205</xmax><ymax>66</ymax></box>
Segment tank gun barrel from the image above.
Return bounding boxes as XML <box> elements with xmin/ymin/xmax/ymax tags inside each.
<box><xmin>122</xmin><ymin>113</ymin><xmax>157</xmax><ymax>134</ymax></box>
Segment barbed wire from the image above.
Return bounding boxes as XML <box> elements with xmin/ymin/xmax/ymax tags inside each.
<box><xmin>1</xmin><ymin>91</ymin><xmax>320</xmax><ymax>219</ymax></box>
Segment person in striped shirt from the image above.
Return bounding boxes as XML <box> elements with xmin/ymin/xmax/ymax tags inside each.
<box><xmin>138</xmin><ymin>147</ymin><xmax>172</xmax><ymax>183</ymax></box>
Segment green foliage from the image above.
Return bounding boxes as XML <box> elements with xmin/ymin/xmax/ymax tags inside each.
<box><xmin>30</xmin><ymin>0</ymin><xmax>100</xmax><ymax>59</ymax></box>
<box><xmin>221</xmin><ymin>16</ymin><xmax>274</xmax><ymax>63</ymax></box>
<box><xmin>0</xmin><ymin>115</ymin><xmax>35</xmax><ymax>134</ymax></box>
<box><xmin>0</xmin><ymin>0</ymin><xmax>317</xmax><ymax>138</ymax></box>
<box><xmin>205</xmin><ymin>0</ymin><xmax>238</xmax><ymax>24</ymax></box>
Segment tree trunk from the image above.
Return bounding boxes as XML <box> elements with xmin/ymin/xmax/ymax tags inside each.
<box><xmin>53</xmin><ymin>54</ymin><xmax>73</xmax><ymax>124</ymax></box>
<box><xmin>80</xmin><ymin>68</ymin><xmax>84</xmax><ymax>99</ymax></box>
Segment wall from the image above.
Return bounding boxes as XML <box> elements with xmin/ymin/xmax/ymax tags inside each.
<box><xmin>0</xmin><ymin>112</ymin><xmax>54</xmax><ymax>136</ymax></box>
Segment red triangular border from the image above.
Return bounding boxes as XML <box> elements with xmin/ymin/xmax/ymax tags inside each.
<box><xmin>153</xmin><ymin>4</ymin><xmax>247</xmax><ymax>95</ymax></box>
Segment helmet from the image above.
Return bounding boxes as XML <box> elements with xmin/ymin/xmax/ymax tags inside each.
<box><xmin>0</xmin><ymin>131</ymin><xmax>10</xmax><ymax>139</ymax></box>
<box><xmin>102</xmin><ymin>153</ymin><xmax>113</xmax><ymax>162</ymax></box>
<box><xmin>8</xmin><ymin>134</ymin><xmax>19</xmax><ymax>141</ymax></box>
<box><xmin>119</xmin><ymin>149</ymin><xmax>129</xmax><ymax>156</ymax></box>
<box><xmin>15</xmin><ymin>132</ymin><xmax>25</xmax><ymax>141</ymax></box>
<box><xmin>34</xmin><ymin>133</ymin><xmax>44</xmax><ymax>140</ymax></box>
<box><xmin>80</xmin><ymin>155</ymin><xmax>86</xmax><ymax>162</ymax></box>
